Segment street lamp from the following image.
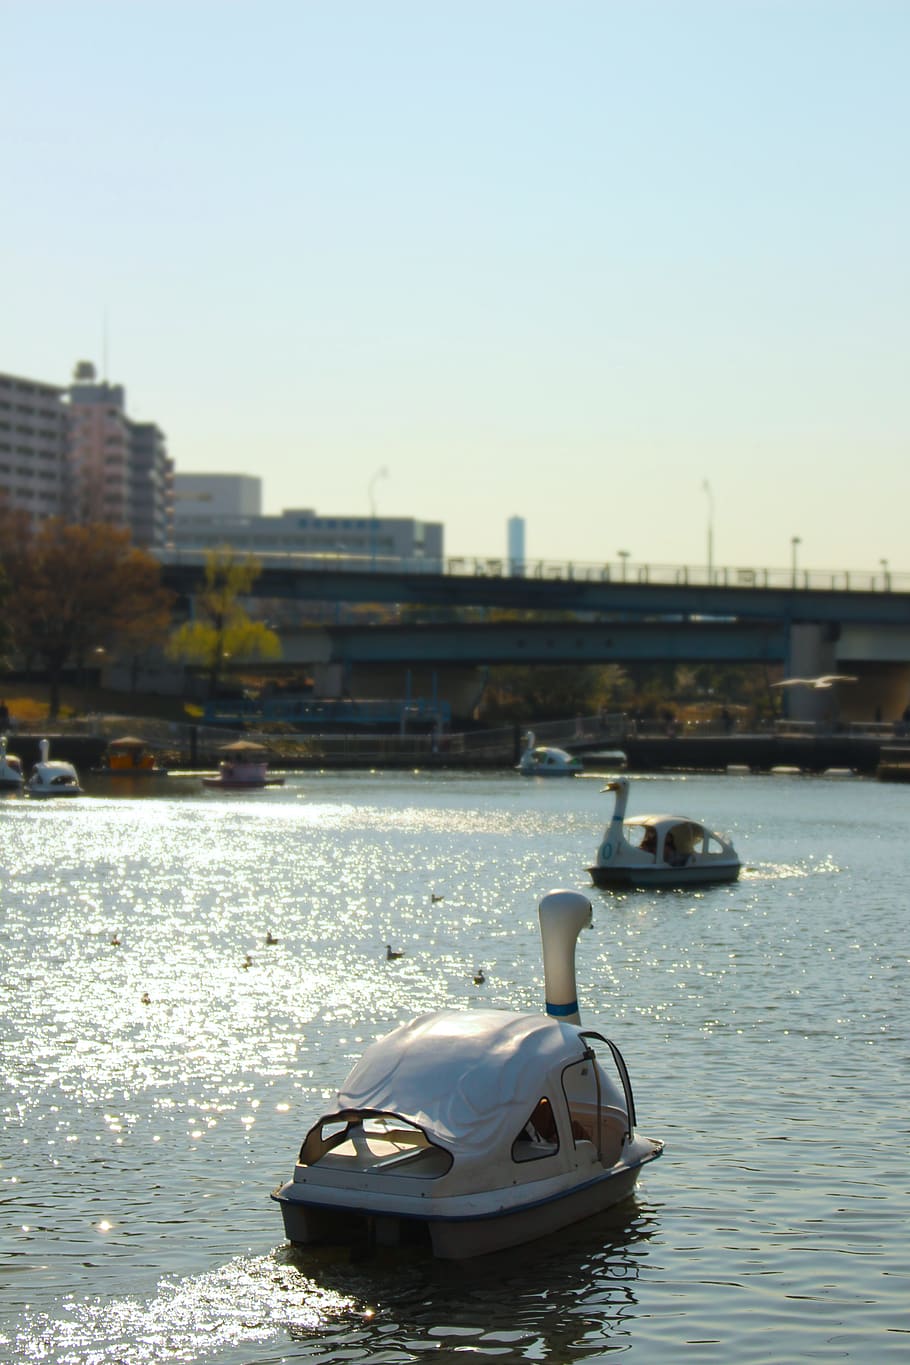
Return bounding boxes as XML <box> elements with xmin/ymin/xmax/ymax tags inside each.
<box><xmin>702</xmin><ymin>480</ymin><xmax>714</xmax><ymax>581</ymax></box>
<box><xmin>881</xmin><ymin>558</ymin><xmax>891</xmax><ymax>590</ymax></box>
<box><xmin>617</xmin><ymin>549</ymin><xmax>630</xmax><ymax>582</ymax></box>
<box><xmin>790</xmin><ymin>536</ymin><xmax>801</xmax><ymax>588</ymax></box>
<box><xmin>368</xmin><ymin>466</ymin><xmax>388</xmax><ymax>569</ymax></box>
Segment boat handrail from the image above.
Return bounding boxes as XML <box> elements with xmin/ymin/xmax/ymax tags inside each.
<box><xmin>579</xmin><ymin>1030</ymin><xmax>636</xmax><ymax>1139</ymax></box>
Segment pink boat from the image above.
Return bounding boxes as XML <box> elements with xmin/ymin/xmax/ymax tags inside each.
<box><xmin>202</xmin><ymin>740</ymin><xmax>285</xmax><ymax>790</ymax></box>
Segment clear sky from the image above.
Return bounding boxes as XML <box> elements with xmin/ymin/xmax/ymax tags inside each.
<box><xmin>2</xmin><ymin>1</ymin><xmax>908</xmax><ymax>573</ymax></box>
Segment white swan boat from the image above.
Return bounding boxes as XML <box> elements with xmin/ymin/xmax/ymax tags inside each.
<box><xmin>272</xmin><ymin>889</ymin><xmax>662</xmax><ymax>1259</ymax></box>
<box><xmin>25</xmin><ymin>738</ymin><xmax>83</xmax><ymax>798</ymax></box>
<box><xmin>517</xmin><ymin>731</ymin><xmax>583</xmax><ymax>777</ymax></box>
<box><xmin>588</xmin><ymin>778</ymin><xmax>740</xmax><ymax>888</ymax></box>
<box><xmin>0</xmin><ymin>735</ymin><xmax>24</xmax><ymax>791</ymax></box>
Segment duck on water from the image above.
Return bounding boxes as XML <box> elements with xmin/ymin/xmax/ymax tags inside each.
<box><xmin>272</xmin><ymin>889</ymin><xmax>662</xmax><ymax>1259</ymax></box>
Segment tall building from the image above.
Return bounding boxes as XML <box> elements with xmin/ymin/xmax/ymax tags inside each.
<box><xmin>0</xmin><ymin>371</ymin><xmax>69</xmax><ymax>528</ymax></box>
<box><xmin>67</xmin><ymin>362</ymin><xmax>133</xmax><ymax>528</ymax></box>
<box><xmin>129</xmin><ymin>421</ymin><xmax>173</xmax><ymax>549</ymax></box>
<box><xmin>507</xmin><ymin>515</ymin><xmax>526</xmax><ymax>575</ymax></box>
<box><xmin>0</xmin><ymin>361</ymin><xmax>173</xmax><ymax>547</ymax></box>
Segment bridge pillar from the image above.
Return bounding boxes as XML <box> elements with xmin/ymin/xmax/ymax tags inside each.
<box><xmin>785</xmin><ymin>624</ymin><xmax>839</xmax><ymax>722</ymax></box>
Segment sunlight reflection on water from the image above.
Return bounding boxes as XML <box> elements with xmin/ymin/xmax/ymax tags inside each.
<box><xmin>2</xmin><ymin>771</ymin><xmax>909</xmax><ymax>1362</ymax></box>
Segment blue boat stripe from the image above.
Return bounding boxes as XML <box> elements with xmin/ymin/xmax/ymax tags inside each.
<box><xmin>546</xmin><ymin>1000</ymin><xmax>578</xmax><ymax>1018</ymax></box>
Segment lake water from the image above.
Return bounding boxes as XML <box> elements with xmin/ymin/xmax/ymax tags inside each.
<box><xmin>1</xmin><ymin>768</ymin><xmax>908</xmax><ymax>1364</ymax></box>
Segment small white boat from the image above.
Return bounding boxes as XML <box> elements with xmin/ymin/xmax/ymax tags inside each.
<box><xmin>0</xmin><ymin>735</ymin><xmax>24</xmax><ymax>791</ymax></box>
<box><xmin>272</xmin><ymin>889</ymin><xmax>662</xmax><ymax>1259</ymax></box>
<box><xmin>517</xmin><ymin>731</ymin><xmax>583</xmax><ymax>777</ymax></box>
<box><xmin>202</xmin><ymin>740</ymin><xmax>285</xmax><ymax>790</ymax></box>
<box><xmin>25</xmin><ymin>738</ymin><xmax>83</xmax><ymax>798</ymax></box>
<box><xmin>588</xmin><ymin>778</ymin><xmax>740</xmax><ymax>889</ymax></box>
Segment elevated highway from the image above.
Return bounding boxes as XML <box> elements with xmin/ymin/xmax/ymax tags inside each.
<box><xmin>282</xmin><ymin>619</ymin><xmax>790</xmax><ymax>666</ymax></box>
<box><xmin>157</xmin><ymin>550</ymin><xmax>910</xmax><ymax>721</ymax></box>
<box><xmin>159</xmin><ymin>549</ymin><xmax>910</xmax><ymax>626</ymax></box>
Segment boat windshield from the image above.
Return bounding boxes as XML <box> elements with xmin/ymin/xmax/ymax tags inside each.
<box><xmin>300</xmin><ymin>1111</ymin><xmax>453</xmax><ymax>1175</ymax></box>
<box><xmin>561</xmin><ymin>1056</ymin><xmax>628</xmax><ymax>1164</ymax></box>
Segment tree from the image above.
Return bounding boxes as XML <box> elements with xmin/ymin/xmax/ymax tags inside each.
<box><xmin>1</xmin><ymin>518</ymin><xmax>174</xmax><ymax>718</ymax></box>
<box><xmin>166</xmin><ymin>547</ymin><xmax>281</xmax><ymax>696</ymax></box>
<box><xmin>477</xmin><ymin>663</ymin><xmax>630</xmax><ymax>725</ymax></box>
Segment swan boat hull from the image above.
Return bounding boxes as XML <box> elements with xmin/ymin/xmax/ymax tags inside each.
<box><xmin>273</xmin><ymin>1142</ymin><xmax>659</xmax><ymax>1259</ymax></box>
<box><xmin>26</xmin><ymin>775</ymin><xmax>83</xmax><ymax>797</ymax></box>
<box><xmin>588</xmin><ymin>859</ymin><xmax>740</xmax><ymax>889</ymax></box>
<box><xmin>201</xmin><ymin>775</ymin><xmax>285</xmax><ymax>789</ymax></box>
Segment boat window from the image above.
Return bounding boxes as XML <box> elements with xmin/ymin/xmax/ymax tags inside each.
<box><xmin>627</xmin><ymin>824</ymin><xmax>656</xmax><ymax>854</ymax></box>
<box><xmin>560</xmin><ymin>1060</ymin><xmax>598</xmax><ymax>1145</ymax></box>
<box><xmin>512</xmin><ymin>1096</ymin><xmax>560</xmax><ymax>1162</ymax></box>
<box><xmin>666</xmin><ymin>823</ymin><xmax>704</xmax><ymax>858</ymax></box>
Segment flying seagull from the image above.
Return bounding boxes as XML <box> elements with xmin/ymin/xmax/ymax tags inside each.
<box><xmin>772</xmin><ymin>675</ymin><xmax>858</xmax><ymax>690</ymax></box>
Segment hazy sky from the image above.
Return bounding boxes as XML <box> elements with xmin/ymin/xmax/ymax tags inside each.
<box><xmin>3</xmin><ymin>1</ymin><xmax>907</xmax><ymax>572</ymax></box>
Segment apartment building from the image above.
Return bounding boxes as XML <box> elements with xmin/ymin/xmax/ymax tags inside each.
<box><xmin>0</xmin><ymin>362</ymin><xmax>173</xmax><ymax>547</ymax></box>
<box><xmin>0</xmin><ymin>371</ymin><xmax>69</xmax><ymax>528</ymax></box>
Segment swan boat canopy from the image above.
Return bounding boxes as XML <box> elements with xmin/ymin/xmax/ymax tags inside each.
<box><xmin>272</xmin><ymin>889</ymin><xmax>662</xmax><ymax>1260</ymax></box>
<box><xmin>25</xmin><ymin>739</ymin><xmax>83</xmax><ymax>798</ymax></box>
<box><xmin>0</xmin><ymin>735</ymin><xmax>24</xmax><ymax>791</ymax></box>
<box><xmin>588</xmin><ymin>778</ymin><xmax>740</xmax><ymax>889</ymax></box>
<box><xmin>517</xmin><ymin>731</ymin><xmax>583</xmax><ymax>777</ymax></box>
<box><xmin>201</xmin><ymin>740</ymin><xmax>285</xmax><ymax>790</ymax></box>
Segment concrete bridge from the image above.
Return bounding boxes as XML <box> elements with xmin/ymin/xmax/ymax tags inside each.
<box><xmin>157</xmin><ymin>550</ymin><xmax>910</xmax><ymax>723</ymax></box>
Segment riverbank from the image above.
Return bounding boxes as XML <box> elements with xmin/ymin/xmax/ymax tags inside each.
<box><xmin>4</xmin><ymin>725</ymin><xmax>901</xmax><ymax>777</ymax></box>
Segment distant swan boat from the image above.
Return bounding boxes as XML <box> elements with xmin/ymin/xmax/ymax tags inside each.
<box><xmin>0</xmin><ymin>735</ymin><xmax>24</xmax><ymax>791</ymax></box>
<box><xmin>25</xmin><ymin>739</ymin><xmax>83</xmax><ymax>799</ymax></box>
<box><xmin>517</xmin><ymin>731</ymin><xmax>583</xmax><ymax>778</ymax></box>
<box><xmin>587</xmin><ymin>778</ymin><xmax>740</xmax><ymax>888</ymax></box>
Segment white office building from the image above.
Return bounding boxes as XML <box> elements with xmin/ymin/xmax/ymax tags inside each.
<box><xmin>173</xmin><ymin>473</ymin><xmax>262</xmax><ymax>524</ymax></box>
<box><xmin>172</xmin><ymin>475</ymin><xmax>444</xmax><ymax>567</ymax></box>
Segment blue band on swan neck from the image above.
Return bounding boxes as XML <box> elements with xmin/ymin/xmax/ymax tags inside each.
<box><xmin>546</xmin><ymin>1000</ymin><xmax>578</xmax><ymax>1017</ymax></box>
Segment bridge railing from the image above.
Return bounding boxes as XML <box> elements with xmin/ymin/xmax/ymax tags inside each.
<box><xmin>157</xmin><ymin>547</ymin><xmax>905</xmax><ymax>593</ymax></box>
